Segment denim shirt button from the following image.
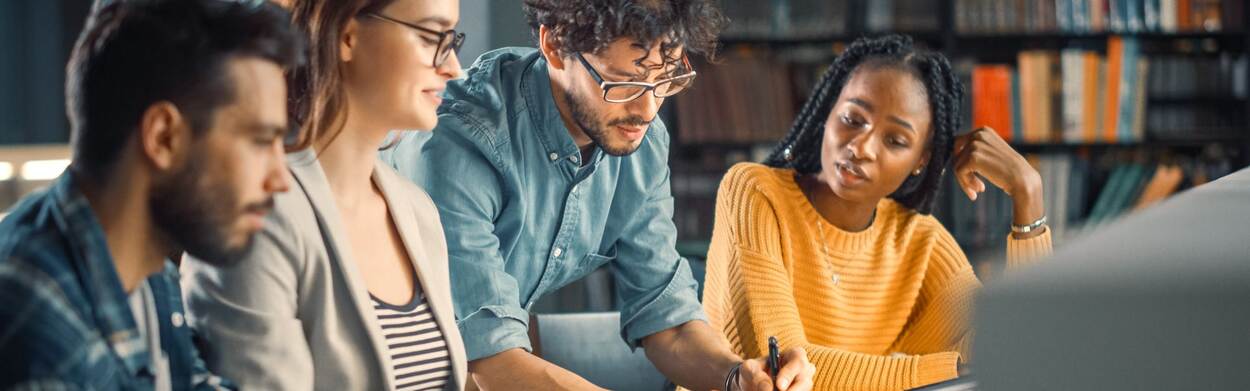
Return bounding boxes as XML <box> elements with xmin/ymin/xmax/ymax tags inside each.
<box><xmin>552</xmin><ymin>247</ymin><xmax>563</xmax><ymax>258</ymax></box>
<box><xmin>171</xmin><ymin>312</ymin><xmax>184</xmax><ymax>328</ymax></box>
<box><xmin>548</xmin><ymin>152</ymin><xmax>559</xmax><ymax>161</ymax></box>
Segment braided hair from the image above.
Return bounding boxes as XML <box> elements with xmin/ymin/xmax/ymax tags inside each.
<box><xmin>764</xmin><ymin>34</ymin><xmax>965</xmax><ymax>214</ymax></box>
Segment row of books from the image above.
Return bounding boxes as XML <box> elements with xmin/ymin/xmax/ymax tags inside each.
<box><xmin>719</xmin><ymin>0</ymin><xmax>849</xmax><ymax>39</ymax></box>
<box><xmin>1147</xmin><ymin>53</ymin><xmax>1248</xmax><ymax>98</ymax></box>
<box><xmin>972</xmin><ymin>38</ymin><xmax>1150</xmax><ymax>143</ymax></box>
<box><xmin>955</xmin><ymin>0</ymin><xmax>1244</xmax><ymax>34</ymax></box>
<box><xmin>934</xmin><ymin>148</ymin><xmax>1242</xmax><ymax>251</ymax></box>
<box><xmin>971</xmin><ymin>37</ymin><xmax>1248</xmax><ymax>144</ymax></box>
<box><xmin>719</xmin><ymin>0</ymin><xmax>942</xmax><ymax>39</ymax></box>
<box><xmin>865</xmin><ymin>0</ymin><xmax>943</xmax><ymax>32</ymax></box>
<box><xmin>673</xmin><ymin>54</ymin><xmax>796</xmax><ymax>144</ymax></box>
<box><xmin>1147</xmin><ymin>105</ymin><xmax>1248</xmax><ymax>139</ymax></box>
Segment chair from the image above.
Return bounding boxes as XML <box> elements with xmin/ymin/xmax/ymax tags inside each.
<box><xmin>533</xmin><ymin>312</ymin><xmax>671</xmax><ymax>391</ymax></box>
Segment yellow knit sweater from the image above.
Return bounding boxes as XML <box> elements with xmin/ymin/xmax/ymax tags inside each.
<box><xmin>703</xmin><ymin>163</ymin><xmax>1052</xmax><ymax>391</ymax></box>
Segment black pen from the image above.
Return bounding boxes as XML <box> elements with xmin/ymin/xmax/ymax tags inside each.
<box><xmin>768</xmin><ymin>336</ymin><xmax>780</xmax><ymax>389</ymax></box>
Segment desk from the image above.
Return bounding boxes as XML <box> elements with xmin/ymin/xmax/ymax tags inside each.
<box><xmin>910</xmin><ymin>376</ymin><xmax>976</xmax><ymax>390</ymax></box>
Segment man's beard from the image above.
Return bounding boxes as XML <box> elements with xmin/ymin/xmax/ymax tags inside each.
<box><xmin>564</xmin><ymin>90</ymin><xmax>651</xmax><ymax>157</ymax></box>
<box><xmin>149</xmin><ymin>153</ymin><xmax>269</xmax><ymax>266</ymax></box>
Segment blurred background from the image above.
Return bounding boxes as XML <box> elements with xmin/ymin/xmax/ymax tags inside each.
<box><xmin>2</xmin><ymin>0</ymin><xmax>1246</xmax><ymax>314</ymax></box>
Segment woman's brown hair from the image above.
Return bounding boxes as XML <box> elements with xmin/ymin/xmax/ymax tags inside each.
<box><xmin>285</xmin><ymin>0</ymin><xmax>397</xmax><ymax>151</ymax></box>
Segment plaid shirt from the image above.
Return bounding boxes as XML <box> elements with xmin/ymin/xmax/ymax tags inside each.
<box><xmin>0</xmin><ymin>173</ymin><xmax>232</xmax><ymax>390</ymax></box>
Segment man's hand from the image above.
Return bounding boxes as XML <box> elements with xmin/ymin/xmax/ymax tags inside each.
<box><xmin>737</xmin><ymin>347</ymin><xmax>815</xmax><ymax>391</ymax></box>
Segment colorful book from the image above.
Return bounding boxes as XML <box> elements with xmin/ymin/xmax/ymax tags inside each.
<box><xmin>1082</xmin><ymin>52</ymin><xmax>1104</xmax><ymax>143</ymax></box>
<box><xmin>973</xmin><ymin>65</ymin><xmax>1016</xmax><ymax>141</ymax></box>
<box><xmin>1061</xmin><ymin>50</ymin><xmax>1085</xmax><ymax>143</ymax></box>
<box><xmin>1116</xmin><ymin>38</ymin><xmax>1142</xmax><ymax>142</ymax></box>
<box><xmin>1104</xmin><ymin>36</ymin><xmax>1125</xmax><ymax>142</ymax></box>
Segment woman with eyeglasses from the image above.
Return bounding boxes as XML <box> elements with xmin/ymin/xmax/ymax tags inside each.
<box><xmin>180</xmin><ymin>0</ymin><xmax>468</xmax><ymax>389</ymax></box>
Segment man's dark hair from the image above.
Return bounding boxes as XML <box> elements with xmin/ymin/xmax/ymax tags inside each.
<box><xmin>66</xmin><ymin>0</ymin><xmax>304</xmax><ymax>178</ymax></box>
<box><xmin>522</xmin><ymin>0</ymin><xmax>728</xmax><ymax>66</ymax></box>
<box><xmin>764</xmin><ymin>35</ymin><xmax>966</xmax><ymax>215</ymax></box>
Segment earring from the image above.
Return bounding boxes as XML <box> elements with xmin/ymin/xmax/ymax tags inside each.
<box><xmin>783</xmin><ymin>147</ymin><xmax>794</xmax><ymax>162</ymax></box>
<box><xmin>912</xmin><ymin>167</ymin><xmax>923</xmax><ymax>175</ymax></box>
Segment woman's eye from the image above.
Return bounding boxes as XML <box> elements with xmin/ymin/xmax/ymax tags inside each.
<box><xmin>840</xmin><ymin>114</ymin><xmax>865</xmax><ymax>127</ymax></box>
<box><xmin>889</xmin><ymin>138</ymin><xmax>909</xmax><ymax>148</ymax></box>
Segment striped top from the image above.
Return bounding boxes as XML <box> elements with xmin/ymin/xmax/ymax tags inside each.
<box><xmin>370</xmin><ymin>286</ymin><xmax>452</xmax><ymax>391</ymax></box>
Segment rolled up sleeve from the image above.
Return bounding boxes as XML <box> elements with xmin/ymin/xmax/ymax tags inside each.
<box><xmin>612</xmin><ymin>163</ymin><xmax>706</xmax><ymax>349</ymax></box>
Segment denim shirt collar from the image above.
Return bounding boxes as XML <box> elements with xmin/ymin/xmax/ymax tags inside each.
<box><xmin>49</xmin><ymin>172</ymin><xmax>150</xmax><ymax>378</ymax></box>
<box><xmin>521</xmin><ymin>54</ymin><xmax>606</xmax><ymax>168</ymax></box>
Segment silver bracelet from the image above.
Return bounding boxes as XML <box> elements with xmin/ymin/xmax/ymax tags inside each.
<box><xmin>1011</xmin><ymin>215</ymin><xmax>1047</xmax><ymax>234</ymax></box>
<box><xmin>724</xmin><ymin>362</ymin><xmax>742</xmax><ymax>391</ymax></box>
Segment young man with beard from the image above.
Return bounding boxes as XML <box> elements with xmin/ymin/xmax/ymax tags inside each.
<box><xmin>385</xmin><ymin>1</ymin><xmax>814</xmax><ymax>390</ymax></box>
<box><xmin>0</xmin><ymin>0</ymin><xmax>302</xmax><ymax>388</ymax></box>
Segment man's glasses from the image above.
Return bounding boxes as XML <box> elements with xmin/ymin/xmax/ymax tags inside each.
<box><xmin>575</xmin><ymin>52</ymin><xmax>697</xmax><ymax>103</ymax></box>
<box><xmin>366</xmin><ymin>13</ymin><xmax>465</xmax><ymax>68</ymax></box>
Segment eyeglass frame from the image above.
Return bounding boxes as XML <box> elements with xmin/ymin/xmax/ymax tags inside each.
<box><xmin>574</xmin><ymin>52</ymin><xmax>697</xmax><ymax>103</ymax></box>
<box><xmin>364</xmin><ymin>13</ymin><xmax>465</xmax><ymax>68</ymax></box>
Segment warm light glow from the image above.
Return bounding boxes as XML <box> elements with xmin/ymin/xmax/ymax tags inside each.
<box><xmin>20</xmin><ymin>159</ymin><xmax>71</xmax><ymax>181</ymax></box>
<box><xmin>0</xmin><ymin>162</ymin><xmax>12</xmax><ymax>181</ymax></box>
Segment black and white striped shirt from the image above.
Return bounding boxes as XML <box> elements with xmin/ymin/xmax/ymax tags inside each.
<box><xmin>370</xmin><ymin>287</ymin><xmax>452</xmax><ymax>391</ymax></box>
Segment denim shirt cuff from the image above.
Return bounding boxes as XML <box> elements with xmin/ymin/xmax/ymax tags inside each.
<box><xmin>459</xmin><ymin>305</ymin><xmax>533</xmax><ymax>361</ymax></box>
<box><xmin>618</xmin><ymin>262</ymin><xmax>707</xmax><ymax>350</ymax></box>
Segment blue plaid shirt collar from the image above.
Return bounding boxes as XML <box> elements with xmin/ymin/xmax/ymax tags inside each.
<box><xmin>47</xmin><ymin>172</ymin><xmax>151</xmax><ymax>378</ymax></box>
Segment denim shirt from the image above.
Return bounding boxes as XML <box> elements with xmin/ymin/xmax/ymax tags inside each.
<box><xmin>0</xmin><ymin>173</ymin><xmax>231</xmax><ymax>390</ymax></box>
<box><xmin>384</xmin><ymin>47</ymin><xmax>705</xmax><ymax>360</ymax></box>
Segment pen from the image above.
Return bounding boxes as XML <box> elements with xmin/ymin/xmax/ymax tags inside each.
<box><xmin>768</xmin><ymin>336</ymin><xmax>780</xmax><ymax>389</ymax></box>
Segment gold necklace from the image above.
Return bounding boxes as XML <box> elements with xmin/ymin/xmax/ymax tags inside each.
<box><xmin>800</xmin><ymin>174</ymin><xmax>872</xmax><ymax>287</ymax></box>
<box><xmin>814</xmin><ymin>218</ymin><xmax>847</xmax><ymax>286</ymax></box>
<box><xmin>815</xmin><ymin>207</ymin><xmax>875</xmax><ymax>286</ymax></box>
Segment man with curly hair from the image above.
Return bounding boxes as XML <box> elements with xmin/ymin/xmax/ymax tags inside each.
<box><xmin>385</xmin><ymin>1</ymin><xmax>814</xmax><ymax>390</ymax></box>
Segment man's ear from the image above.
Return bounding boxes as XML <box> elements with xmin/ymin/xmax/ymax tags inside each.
<box><xmin>538</xmin><ymin>24</ymin><xmax>566</xmax><ymax>70</ymax></box>
<box><xmin>137</xmin><ymin>101</ymin><xmax>190</xmax><ymax>173</ymax></box>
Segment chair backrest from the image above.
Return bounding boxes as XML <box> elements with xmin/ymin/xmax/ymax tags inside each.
<box><xmin>534</xmin><ymin>312</ymin><xmax>670</xmax><ymax>391</ymax></box>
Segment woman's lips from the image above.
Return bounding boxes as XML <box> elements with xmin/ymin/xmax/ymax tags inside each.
<box><xmin>834</xmin><ymin>160</ymin><xmax>870</xmax><ymax>186</ymax></box>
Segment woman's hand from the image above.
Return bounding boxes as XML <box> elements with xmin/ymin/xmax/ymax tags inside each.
<box><xmin>952</xmin><ymin>127</ymin><xmax>1045</xmax><ymax>235</ymax></box>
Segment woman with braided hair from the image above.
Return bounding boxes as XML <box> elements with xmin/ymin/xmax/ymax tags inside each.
<box><xmin>701</xmin><ymin>35</ymin><xmax>1053</xmax><ymax>390</ymax></box>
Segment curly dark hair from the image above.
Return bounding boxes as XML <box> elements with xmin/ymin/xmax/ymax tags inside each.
<box><xmin>522</xmin><ymin>0</ymin><xmax>728</xmax><ymax>66</ymax></box>
<box><xmin>764</xmin><ymin>35</ymin><xmax>965</xmax><ymax>215</ymax></box>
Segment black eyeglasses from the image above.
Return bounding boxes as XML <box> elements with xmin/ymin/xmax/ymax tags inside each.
<box><xmin>574</xmin><ymin>52</ymin><xmax>697</xmax><ymax>103</ymax></box>
<box><xmin>365</xmin><ymin>13</ymin><xmax>465</xmax><ymax>68</ymax></box>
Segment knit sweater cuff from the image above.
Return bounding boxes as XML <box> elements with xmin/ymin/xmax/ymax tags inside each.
<box><xmin>916</xmin><ymin>351</ymin><xmax>961</xmax><ymax>387</ymax></box>
<box><xmin>1005</xmin><ymin>228</ymin><xmax>1053</xmax><ymax>268</ymax></box>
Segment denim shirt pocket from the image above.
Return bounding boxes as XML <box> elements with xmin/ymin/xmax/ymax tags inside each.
<box><xmin>579</xmin><ymin>246</ymin><xmax>619</xmax><ymax>275</ymax></box>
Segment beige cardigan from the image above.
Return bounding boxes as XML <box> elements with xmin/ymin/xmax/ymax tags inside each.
<box><xmin>181</xmin><ymin>150</ymin><xmax>467</xmax><ymax>390</ymax></box>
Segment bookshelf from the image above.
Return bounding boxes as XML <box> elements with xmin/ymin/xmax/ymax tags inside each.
<box><xmin>667</xmin><ymin>0</ymin><xmax>1250</xmax><ymax>268</ymax></box>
